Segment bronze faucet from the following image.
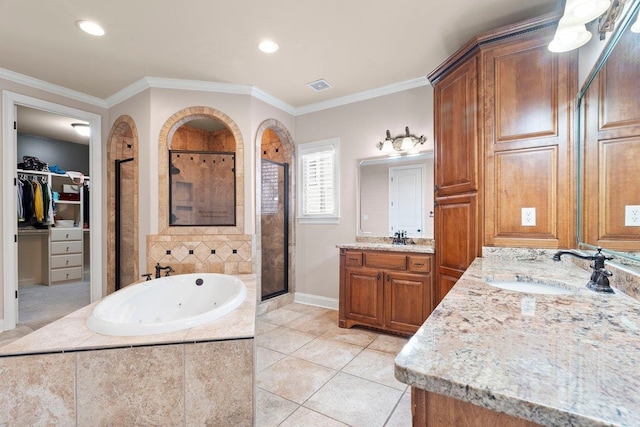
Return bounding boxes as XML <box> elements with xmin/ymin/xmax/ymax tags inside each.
<box><xmin>552</xmin><ymin>247</ymin><xmax>614</xmax><ymax>293</ymax></box>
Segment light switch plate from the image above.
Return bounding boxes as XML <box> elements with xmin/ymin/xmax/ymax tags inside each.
<box><xmin>625</xmin><ymin>205</ymin><xmax>640</xmax><ymax>226</ymax></box>
<box><xmin>521</xmin><ymin>207</ymin><xmax>536</xmax><ymax>227</ymax></box>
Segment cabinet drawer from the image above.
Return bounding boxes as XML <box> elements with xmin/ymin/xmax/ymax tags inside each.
<box><xmin>364</xmin><ymin>252</ymin><xmax>407</xmax><ymax>270</ymax></box>
<box><xmin>51</xmin><ymin>254</ymin><xmax>82</xmax><ymax>269</ymax></box>
<box><xmin>345</xmin><ymin>252</ymin><xmax>363</xmax><ymax>267</ymax></box>
<box><xmin>51</xmin><ymin>241</ymin><xmax>82</xmax><ymax>255</ymax></box>
<box><xmin>408</xmin><ymin>256</ymin><xmax>431</xmax><ymax>273</ymax></box>
<box><xmin>50</xmin><ymin>267</ymin><xmax>82</xmax><ymax>283</ymax></box>
<box><xmin>51</xmin><ymin>228</ymin><xmax>82</xmax><ymax>241</ymax></box>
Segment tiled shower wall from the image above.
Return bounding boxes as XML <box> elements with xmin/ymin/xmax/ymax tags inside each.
<box><xmin>146</xmin><ymin>106</ymin><xmax>253</xmax><ymax>280</ymax></box>
<box><xmin>146</xmin><ymin>233</ymin><xmax>253</xmax><ymax>276</ymax></box>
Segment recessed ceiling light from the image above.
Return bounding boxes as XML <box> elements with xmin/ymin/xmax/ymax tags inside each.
<box><xmin>258</xmin><ymin>40</ymin><xmax>279</xmax><ymax>54</ymax></box>
<box><xmin>77</xmin><ymin>20</ymin><xmax>105</xmax><ymax>36</ymax></box>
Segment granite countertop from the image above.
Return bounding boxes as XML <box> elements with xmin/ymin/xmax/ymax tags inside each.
<box><xmin>337</xmin><ymin>242</ymin><xmax>435</xmax><ymax>254</ymax></box>
<box><xmin>394</xmin><ymin>250</ymin><xmax>640</xmax><ymax>427</ymax></box>
<box><xmin>0</xmin><ymin>274</ymin><xmax>257</xmax><ymax>357</ymax></box>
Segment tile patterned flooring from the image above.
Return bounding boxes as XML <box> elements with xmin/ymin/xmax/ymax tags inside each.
<box><xmin>256</xmin><ymin>303</ymin><xmax>411</xmax><ymax>426</ymax></box>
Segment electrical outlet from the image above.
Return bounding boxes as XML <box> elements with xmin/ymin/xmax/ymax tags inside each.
<box><xmin>521</xmin><ymin>207</ymin><xmax>536</xmax><ymax>227</ymax></box>
<box><xmin>625</xmin><ymin>205</ymin><xmax>640</xmax><ymax>226</ymax></box>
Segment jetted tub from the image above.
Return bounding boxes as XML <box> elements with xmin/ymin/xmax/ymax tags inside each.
<box><xmin>87</xmin><ymin>273</ymin><xmax>247</xmax><ymax>336</ymax></box>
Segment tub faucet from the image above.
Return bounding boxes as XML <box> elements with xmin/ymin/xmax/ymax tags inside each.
<box><xmin>552</xmin><ymin>247</ymin><xmax>614</xmax><ymax>293</ymax></box>
<box><xmin>155</xmin><ymin>263</ymin><xmax>174</xmax><ymax>278</ymax></box>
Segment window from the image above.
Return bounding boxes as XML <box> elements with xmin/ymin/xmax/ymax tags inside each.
<box><xmin>297</xmin><ymin>138</ymin><xmax>340</xmax><ymax>223</ymax></box>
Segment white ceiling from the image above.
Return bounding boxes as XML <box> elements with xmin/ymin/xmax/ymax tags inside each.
<box><xmin>0</xmin><ymin>0</ymin><xmax>558</xmax><ymax>110</ymax></box>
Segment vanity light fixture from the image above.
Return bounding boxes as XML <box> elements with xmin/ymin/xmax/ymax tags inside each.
<box><xmin>561</xmin><ymin>0</ymin><xmax>611</xmax><ymax>26</ymax></box>
<box><xmin>377</xmin><ymin>127</ymin><xmax>426</xmax><ymax>153</ymax></box>
<box><xmin>548</xmin><ymin>0</ymin><xmax>624</xmax><ymax>51</ymax></box>
<box><xmin>548</xmin><ymin>22</ymin><xmax>593</xmax><ymax>52</ymax></box>
<box><xmin>71</xmin><ymin>123</ymin><xmax>90</xmax><ymax>137</ymax></box>
<box><xmin>77</xmin><ymin>20</ymin><xmax>105</xmax><ymax>36</ymax></box>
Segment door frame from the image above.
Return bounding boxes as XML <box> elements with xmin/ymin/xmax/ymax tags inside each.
<box><xmin>2</xmin><ymin>91</ymin><xmax>103</xmax><ymax>331</ymax></box>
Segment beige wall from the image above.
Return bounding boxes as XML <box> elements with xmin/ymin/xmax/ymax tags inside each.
<box><xmin>294</xmin><ymin>86</ymin><xmax>434</xmax><ymax>301</ymax></box>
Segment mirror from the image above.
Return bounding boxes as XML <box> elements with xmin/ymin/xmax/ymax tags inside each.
<box><xmin>358</xmin><ymin>152</ymin><xmax>434</xmax><ymax>238</ymax></box>
<box><xmin>169</xmin><ymin>118</ymin><xmax>236</xmax><ymax>226</ymax></box>
<box><xmin>578</xmin><ymin>0</ymin><xmax>640</xmax><ymax>267</ymax></box>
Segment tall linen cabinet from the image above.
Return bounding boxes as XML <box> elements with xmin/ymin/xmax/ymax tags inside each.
<box><xmin>429</xmin><ymin>13</ymin><xmax>577</xmax><ymax>307</ymax></box>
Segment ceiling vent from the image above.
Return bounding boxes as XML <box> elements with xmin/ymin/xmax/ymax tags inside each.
<box><xmin>307</xmin><ymin>79</ymin><xmax>332</xmax><ymax>92</ymax></box>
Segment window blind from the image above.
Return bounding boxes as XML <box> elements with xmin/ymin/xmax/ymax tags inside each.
<box><xmin>301</xmin><ymin>149</ymin><xmax>334</xmax><ymax>215</ymax></box>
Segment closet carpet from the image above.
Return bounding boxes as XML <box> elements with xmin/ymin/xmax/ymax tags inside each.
<box><xmin>18</xmin><ymin>281</ymin><xmax>90</xmax><ymax>328</ymax></box>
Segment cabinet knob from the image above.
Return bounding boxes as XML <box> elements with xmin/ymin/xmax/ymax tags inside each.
<box><xmin>65</xmin><ymin>234</ymin><xmax>69</xmax><ymax>238</ymax></box>
<box><xmin>414</xmin><ymin>263</ymin><xmax>424</xmax><ymax>267</ymax></box>
<box><xmin>66</xmin><ymin>260</ymin><xmax>69</xmax><ymax>265</ymax></box>
<box><xmin>66</xmin><ymin>246</ymin><xmax>69</xmax><ymax>252</ymax></box>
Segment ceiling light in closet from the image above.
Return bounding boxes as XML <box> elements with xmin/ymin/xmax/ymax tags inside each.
<box><xmin>77</xmin><ymin>20</ymin><xmax>105</xmax><ymax>36</ymax></box>
<box><xmin>258</xmin><ymin>40</ymin><xmax>279</xmax><ymax>53</ymax></box>
<box><xmin>72</xmin><ymin>123</ymin><xmax>90</xmax><ymax>137</ymax></box>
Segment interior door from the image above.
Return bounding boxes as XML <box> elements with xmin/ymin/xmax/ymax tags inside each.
<box><xmin>389</xmin><ymin>164</ymin><xmax>425</xmax><ymax>236</ymax></box>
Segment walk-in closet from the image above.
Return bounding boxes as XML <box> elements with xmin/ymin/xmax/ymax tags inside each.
<box><xmin>15</xmin><ymin>106</ymin><xmax>91</xmax><ymax>330</ymax></box>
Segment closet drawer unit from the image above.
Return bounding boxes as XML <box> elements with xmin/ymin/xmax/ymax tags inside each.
<box><xmin>51</xmin><ymin>228</ymin><xmax>82</xmax><ymax>241</ymax></box>
<box><xmin>50</xmin><ymin>267</ymin><xmax>82</xmax><ymax>283</ymax></box>
<box><xmin>50</xmin><ymin>254</ymin><xmax>82</xmax><ymax>269</ymax></box>
<box><xmin>408</xmin><ymin>256</ymin><xmax>432</xmax><ymax>273</ymax></box>
<box><xmin>51</xmin><ymin>241</ymin><xmax>82</xmax><ymax>255</ymax></box>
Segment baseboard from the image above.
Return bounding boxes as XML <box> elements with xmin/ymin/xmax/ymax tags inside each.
<box><xmin>294</xmin><ymin>292</ymin><xmax>339</xmax><ymax>310</ymax></box>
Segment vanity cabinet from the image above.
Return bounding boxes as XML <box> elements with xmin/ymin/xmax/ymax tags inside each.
<box><xmin>429</xmin><ymin>12</ymin><xmax>577</xmax><ymax>306</ymax></box>
<box><xmin>339</xmin><ymin>248</ymin><xmax>433</xmax><ymax>335</ymax></box>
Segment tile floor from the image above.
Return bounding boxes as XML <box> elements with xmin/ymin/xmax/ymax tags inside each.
<box><xmin>256</xmin><ymin>303</ymin><xmax>411</xmax><ymax>427</ymax></box>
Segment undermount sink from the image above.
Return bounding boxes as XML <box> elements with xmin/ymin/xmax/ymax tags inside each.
<box><xmin>485</xmin><ymin>280</ymin><xmax>573</xmax><ymax>295</ymax></box>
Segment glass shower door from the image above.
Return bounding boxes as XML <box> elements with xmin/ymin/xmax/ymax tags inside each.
<box><xmin>261</xmin><ymin>160</ymin><xmax>288</xmax><ymax>300</ymax></box>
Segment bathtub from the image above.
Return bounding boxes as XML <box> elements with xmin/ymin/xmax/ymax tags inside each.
<box><xmin>87</xmin><ymin>273</ymin><xmax>247</xmax><ymax>336</ymax></box>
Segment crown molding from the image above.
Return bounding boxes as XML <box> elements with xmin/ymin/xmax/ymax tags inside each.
<box><xmin>0</xmin><ymin>67</ymin><xmax>107</xmax><ymax>108</ymax></box>
<box><xmin>295</xmin><ymin>77</ymin><xmax>431</xmax><ymax>116</ymax></box>
<box><xmin>2</xmin><ymin>67</ymin><xmax>429</xmax><ymax>117</ymax></box>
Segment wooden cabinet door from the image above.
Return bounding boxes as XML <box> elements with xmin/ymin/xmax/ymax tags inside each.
<box><xmin>434</xmin><ymin>193</ymin><xmax>479</xmax><ymax>306</ymax></box>
<box><xmin>385</xmin><ymin>271</ymin><xmax>431</xmax><ymax>334</ymax></box>
<box><xmin>344</xmin><ymin>267</ymin><xmax>384</xmax><ymax>328</ymax></box>
<box><xmin>482</xmin><ymin>30</ymin><xmax>576</xmax><ymax>249</ymax></box>
<box><xmin>434</xmin><ymin>55</ymin><xmax>479</xmax><ymax>197</ymax></box>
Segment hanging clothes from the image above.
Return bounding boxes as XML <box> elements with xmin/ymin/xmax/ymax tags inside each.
<box><xmin>17</xmin><ymin>179</ymin><xmax>24</xmax><ymax>222</ymax></box>
<box><xmin>21</xmin><ymin>178</ymin><xmax>34</xmax><ymax>223</ymax></box>
<box><xmin>32</xmin><ymin>180</ymin><xmax>44</xmax><ymax>222</ymax></box>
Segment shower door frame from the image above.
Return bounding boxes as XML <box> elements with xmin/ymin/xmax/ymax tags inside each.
<box><xmin>260</xmin><ymin>159</ymin><xmax>289</xmax><ymax>301</ymax></box>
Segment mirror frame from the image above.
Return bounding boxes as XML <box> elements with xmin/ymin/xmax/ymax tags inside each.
<box><xmin>577</xmin><ymin>0</ymin><xmax>640</xmax><ymax>263</ymax></box>
<box><xmin>356</xmin><ymin>151</ymin><xmax>434</xmax><ymax>238</ymax></box>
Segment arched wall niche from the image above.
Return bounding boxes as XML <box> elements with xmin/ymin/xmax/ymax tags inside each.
<box><xmin>255</xmin><ymin>118</ymin><xmax>296</xmax><ymax>306</ymax></box>
<box><xmin>107</xmin><ymin>115</ymin><xmax>140</xmax><ymax>294</ymax></box>
<box><xmin>147</xmin><ymin>106</ymin><xmax>252</xmax><ymax>277</ymax></box>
